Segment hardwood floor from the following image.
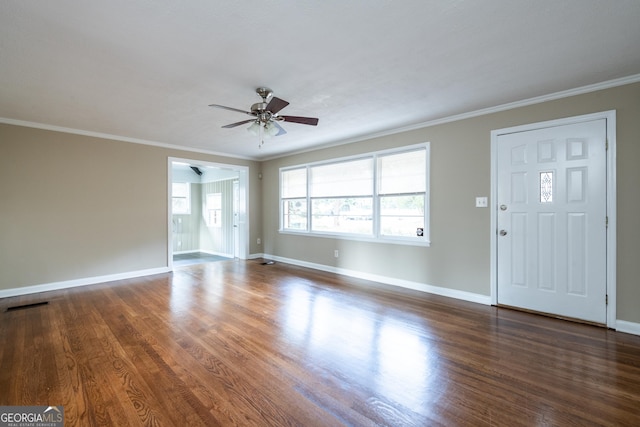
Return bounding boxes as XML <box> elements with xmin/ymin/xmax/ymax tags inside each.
<box><xmin>1</xmin><ymin>260</ymin><xmax>639</xmax><ymax>426</ymax></box>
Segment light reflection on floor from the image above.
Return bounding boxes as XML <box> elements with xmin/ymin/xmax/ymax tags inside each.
<box><xmin>170</xmin><ymin>266</ymin><xmax>227</xmax><ymax>318</ymax></box>
<box><xmin>281</xmin><ymin>284</ymin><xmax>436</xmax><ymax>413</ymax></box>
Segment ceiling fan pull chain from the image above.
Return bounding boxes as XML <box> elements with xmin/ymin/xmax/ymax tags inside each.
<box><xmin>259</xmin><ymin>124</ymin><xmax>264</xmax><ymax>148</ymax></box>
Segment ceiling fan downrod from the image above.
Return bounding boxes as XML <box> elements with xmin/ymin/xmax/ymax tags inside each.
<box><xmin>255</xmin><ymin>87</ymin><xmax>273</xmax><ymax>102</ymax></box>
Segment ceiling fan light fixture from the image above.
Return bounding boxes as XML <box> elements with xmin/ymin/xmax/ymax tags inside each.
<box><xmin>246</xmin><ymin>121</ymin><xmax>261</xmax><ymax>136</ymax></box>
<box><xmin>264</xmin><ymin>121</ymin><xmax>279</xmax><ymax>137</ymax></box>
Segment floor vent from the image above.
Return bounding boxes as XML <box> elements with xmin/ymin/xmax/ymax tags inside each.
<box><xmin>6</xmin><ymin>301</ymin><xmax>49</xmax><ymax>312</ymax></box>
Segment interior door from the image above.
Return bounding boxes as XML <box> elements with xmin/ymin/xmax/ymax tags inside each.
<box><xmin>496</xmin><ymin>119</ymin><xmax>607</xmax><ymax>324</ymax></box>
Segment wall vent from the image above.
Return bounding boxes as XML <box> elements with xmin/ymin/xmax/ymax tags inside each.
<box><xmin>6</xmin><ymin>301</ymin><xmax>49</xmax><ymax>312</ymax></box>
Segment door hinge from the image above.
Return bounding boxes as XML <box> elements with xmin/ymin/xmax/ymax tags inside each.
<box><xmin>606</xmin><ymin>216</ymin><xmax>609</xmax><ymax>228</ymax></box>
<box><xmin>605</xmin><ymin>139</ymin><xmax>609</xmax><ymax>151</ymax></box>
<box><xmin>606</xmin><ymin>294</ymin><xmax>609</xmax><ymax>305</ymax></box>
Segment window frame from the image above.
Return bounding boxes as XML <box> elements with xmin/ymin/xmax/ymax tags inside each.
<box><xmin>279</xmin><ymin>143</ymin><xmax>430</xmax><ymax>246</ymax></box>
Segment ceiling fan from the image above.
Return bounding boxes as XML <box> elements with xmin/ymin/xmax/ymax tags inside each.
<box><xmin>209</xmin><ymin>87</ymin><xmax>319</xmax><ymax>146</ymax></box>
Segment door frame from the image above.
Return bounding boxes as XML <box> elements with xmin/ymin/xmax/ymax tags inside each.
<box><xmin>233</xmin><ymin>179</ymin><xmax>240</xmax><ymax>259</ymax></box>
<box><xmin>490</xmin><ymin>111</ymin><xmax>616</xmax><ymax>328</ymax></box>
<box><xmin>167</xmin><ymin>157</ymin><xmax>250</xmax><ymax>270</ymax></box>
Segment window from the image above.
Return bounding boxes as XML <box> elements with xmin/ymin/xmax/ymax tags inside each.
<box><xmin>540</xmin><ymin>171</ymin><xmax>553</xmax><ymax>203</ymax></box>
<box><xmin>172</xmin><ymin>182</ymin><xmax>191</xmax><ymax>214</ymax></box>
<box><xmin>281</xmin><ymin>168</ymin><xmax>307</xmax><ymax>230</ymax></box>
<box><xmin>378</xmin><ymin>150</ymin><xmax>426</xmax><ymax>237</ymax></box>
<box><xmin>280</xmin><ymin>144</ymin><xmax>429</xmax><ymax>245</ymax></box>
<box><xmin>310</xmin><ymin>158</ymin><xmax>373</xmax><ymax>235</ymax></box>
<box><xmin>206</xmin><ymin>193</ymin><xmax>222</xmax><ymax>227</ymax></box>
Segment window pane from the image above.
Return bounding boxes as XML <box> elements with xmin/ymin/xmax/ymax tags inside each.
<box><xmin>282</xmin><ymin>168</ymin><xmax>307</xmax><ymax>198</ymax></box>
<box><xmin>311</xmin><ymin>197</ymin><xmax>373</xmax><ymax>234</ymax></box>
<box><xmin>380</xmin><ymin>195</ymin><xmax>425</xmax><ymax>237</ymax></box>
<box><xmin>378</xmin><ymin>149</ymin><xmax>426</xmax><ymax>194</ymax></box>
<box><xmin>207</xmin><ymin>193</ymin><xmax>222</xmax><ymax>209</ymax></box>
<box><xmin>283</xmin><ymin>199</ymin><xmax>307</xmax><ymax>230</ymax></box>
<box><xmin>206</xmin><ymin>193</ymin><xmax>222</xmax><ymax>227</ymax></box>
<box><xmin>172</xmin><ymin>182</ymin><xmax>189</xmax><ymax>197</ymax></box>
<box><xmin>540</xmin><ymin>171</ymin><xmax>553</xmax><ymax>203</ymax></box>
<box><xmin>172</xmin><ymin>182</ymin><xmax>190</xmax><ymax>214</ymax></box>
<box><xmin>310</xmin><ymin>159</ymin><xmax>373</xmax><ymax>197</ymax></box>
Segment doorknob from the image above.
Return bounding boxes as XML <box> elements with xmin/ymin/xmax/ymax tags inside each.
<box><xmin>500</xmin><ymin>204</ymin><xmax>507</xmax><ymax>211</ymax></box>
<box><xmin>499</xmin><ymin>230</ymin><xmax>508</xmax><ymax>236</ymax></box>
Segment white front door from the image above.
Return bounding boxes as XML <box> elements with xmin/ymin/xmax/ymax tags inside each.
<box><xmin>496</xmin><ymin>118</ymin><xmax>608</xmax><ymax>324</ymax></box>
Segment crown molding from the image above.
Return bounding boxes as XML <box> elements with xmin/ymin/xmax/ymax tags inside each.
<box><xmin>0</xmin><ymin>117</ymin><xmax>257</xmax><ymax>161</ymax></box>
<box><xmin>262</xmin><ymin>73</ymin><xmax>640</xmax><ymax>161</ymax></box>
<box><xmin>3</xmin><ymin>73</ymin><xmax>640</xmax><ymax>163</ymax></box>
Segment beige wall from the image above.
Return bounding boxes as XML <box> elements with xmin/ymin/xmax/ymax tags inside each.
<box><xmin>261</xmin><ymin>82</ymin><xmax>640</xmax><ymax>324</ymax></box>
<box><xmin>0</xmin><ymin>125</ymin><xmax>261</xmax><ymax>289</ymax></box>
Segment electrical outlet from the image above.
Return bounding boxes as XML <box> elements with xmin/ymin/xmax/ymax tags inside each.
<box><xmin>475</xmin><ymin>197</ymin><xmax>488</xmax><ymax>208</ymax></box>
<box><xmin>257</xmin><ymin>238</ymin><xmax>261</xmax><ymax>245</ymax></box>
<box><xmin>334</xmin><ymin>250</ymin><xmax>339</xmax><ymax>258</ymax></box>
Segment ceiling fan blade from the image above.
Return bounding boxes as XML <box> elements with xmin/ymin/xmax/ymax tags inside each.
<box><xmin>266</xmin><ymin>97</ymin><xmax>290</xmax><ymax>114</ymax></box>
<box><xmin>272</xmin><ymin>121</ymin><xmax>287</xmax><ymax>136</ymax></box>
<box><xmin>222</xmin><ymin>119</ymin><xmax>256</xmax><ymax>128</ymax></box>
<box><xmin>281</xmin><ymin>116</ymin><xmax>319</xmax><ymax>126</ymax></box>
<box><xmin>209</xmin><ymin>104</ymin><xmax>253</xmax><ymax>115</ymax></box>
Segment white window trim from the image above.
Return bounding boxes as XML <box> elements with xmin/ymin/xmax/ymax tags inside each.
<box><xmin>279</xmin><ymin>143</ymin><xmax>430</xmax><ymax>246</ymax></box>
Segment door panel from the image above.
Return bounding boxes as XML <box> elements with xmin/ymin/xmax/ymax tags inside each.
<box><xmin>497</xmin><ymin>119</ymin><xmax>607</xmax><ymax>324</ymax></box>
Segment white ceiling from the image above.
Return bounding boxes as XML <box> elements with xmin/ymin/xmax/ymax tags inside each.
<box><xmin>2</xmin><ymin>1</ymin><xmax>640</xmax><ymax>160</ymax></box>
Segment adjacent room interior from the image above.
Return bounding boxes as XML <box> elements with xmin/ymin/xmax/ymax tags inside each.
<box><xmin>170</xmin><ymin>160</ymin><xmax>244</xmax><ymax>266</ymax></box>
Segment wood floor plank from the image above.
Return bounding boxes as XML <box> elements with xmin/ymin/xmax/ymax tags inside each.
<box><xmin>58</xmin><ymin>293</ymin><xmax>130</xmax><ymax>426</ymax></box>
<box><xmin>2</xmin><ymin>259</ymin><xmax>640</xmax><ymax>426</ymax></box>
<box><xmin>0</xmin><ymin>308</ymin><xmax>25</xmax><ymax>405</ymax></box>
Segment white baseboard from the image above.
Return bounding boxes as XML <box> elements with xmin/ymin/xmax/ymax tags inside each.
<box><xmin>248</xmin><ymin>253</ymin><xmax>265</xmax><ymax>260</ymax></box>
<box><xmin>174</xmin><ymin>249</ymin><xmax>234</xmax><ymax>258</ymax></box>
<box><xmin>615</xmin><ymin>320</ymin><xmax>640</xmax><ymax>336</ymax></box>
<box><xmin>199</xmin><ymin>250</ymin><xmax>234</xmax><ymax>258</ymax></box>
<box><xmin>0</xmin><ymin>266</ymin><xmax>171</xmax><ymax>299</ymax></box>
<box><xmin>263</xmin><ymin>254</ymin><xmax>491</xmax><ymax>305</ymax></box>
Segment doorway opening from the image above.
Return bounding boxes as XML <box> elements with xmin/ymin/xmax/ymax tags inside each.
<box><xmin>168</xmin><ymin>157</ymin><xmax>249</xmax><ymax>269</ymax></box>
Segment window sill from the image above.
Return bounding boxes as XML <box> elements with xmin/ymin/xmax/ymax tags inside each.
<box><xmin>278</xmin><ymin>229</ymin><xmax>431</xmax><ymax>247</ymax></box>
